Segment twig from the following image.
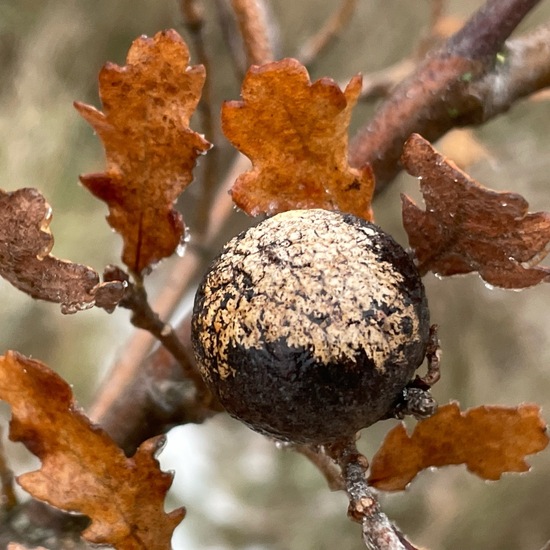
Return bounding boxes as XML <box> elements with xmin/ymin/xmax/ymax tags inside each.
<box><xmin>294</xmin><ymin>445</ymin><xmax>345</xmax><ymax>491</ymax></box>
<box><xmin>214</xmin><ymin>0</ymin><xmax>248</xmax><ymax>78</ymax></box>
<box><xmin>179</xmin><ymin>0</ymin><xmax>220</xmax><ymax>235</ymax></box>
<box><xmin>0</xmin><ymin>500</ymin><xmax>90</xmax><ymax>549</ymax></box>
<box><xmin>354</xmin><ymin>0</ymin><xmax>448</xmax><ymax>102</ymax></box>
<box><xmin>468</xmin><ymin>21</ymin><xmax>550</xmax><ymax>121</ymax></box>
<box><xmin>446</xmin><ymin>0</ymin><xmax>541</xmax><ymax>60</ymax></box>
<box><xmin>420</xmin><ymin>324</ymin><xmax>441</xmax><ymax>387</ymax></box>
<box><xmin>298</xmin><ymin>0</ymin><xmax>358</xmax><ymax>66</ymax></box>
<box><xmin>349</xmin><ymin>0</ymin><xmax>543</xmax><ymax>192</ymax></box>
<box><xmin>355</xmin><ymin>0</ymin><xmax>453</xmax><ymax>103</ymax></box>
<box><xmin>0</xmin><ymin>429</ymin><xmax>17</xmax><ymax>512</ymax></box>
<box><xmin>326</xmin><ymin>442</ymin><xmax>420</xmax><ymax>550</ymax></box>
<box><xmin>88</xmin><ymin>160</ymin><xmax>238</xmax><ymax>424</ymax></box>
<box><xmin>358</xmin><ymin>59</ymin><xmax>417</xmax><ymax>102</ymax></box>
<box><xmin>297</xmin><ymin>442</ymin><xmax>419</xmax><ymax>548</ymax></box>
<box><xmin>91</xmin><ymin>317</ymin><xmax>222</xmax><ymax>455</ymax></box>
<box><xmin>120</xmin><ymin>277</ymin><xmax>208</xmax><ymax>399</ymax></box>
<box><xmin>89</xmin><ymin>155</ymin><xmax>249</xmax><ymax>448</ymax></box>
<box><xmin>230</xmin><ymin>0</ymin><xmax>274</xmax><ymax>66</ymax></box>
<box><xmin>179</xmin><ymin>0</ymin><xmax>203</xmax><ymax>32</ymax></box>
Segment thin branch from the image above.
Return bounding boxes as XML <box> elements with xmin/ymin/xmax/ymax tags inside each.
<box><xmin>298</xmin><ymin>0</ymin><xmax>358</xmax><ymax>66</ymax></box>
<box><xmin>469</xmin><ymin>21</ymin><xmax>550</xmax><ymax>121</ymax></box>
<box><xmin>297</xmin><ymin>442</ymin><xmax>420</xmax><ymax>549</ymax></box>
<box><xmin>179</xmin><ymin>0</ymin><xmax>203</xmax><ymax>31</ymax></box>
<box><xmin>89</xmin><ymin>156</ymin><xmax>249</xmax><ymax>449</ymax></box>
<box><xmin>119</xmin><ymin>279</ymin><xmax>209</xmax><ymax>400</ymax></box>
<box><xmin>355</xmin><ymin>0</ymin><xmax>449</xmax><ymax>102</ymax></box>
<box><xmin>90</xmin><ymin>317</ymin><xmax>222</xmax><ymax>455</ymax></box>
<box><xmin>179</xmin><ymin>0</ymin><xmax>220</xmax><ymax>235</ymax></box>
<box><xmin>326</xmin><ymin>442</ymin><xmax>420</xmax><ymax>550</ymax></box>
<box><xmin>349</xmin><ymin>0</ymin><xmax>543</xmax><ymax>193</ymax></box>
<box><xmin>230</xmin><ymin>0</ymin><xmax>275</xmax><ymax>66</ymax></box>
<box><xmin>0</xmin><ymin>501</ymin><xmax>90</xmax><ymax>549</ymax></box>
<box><xmin>445</xmin><ymin>0</ymin><xmax>541</xmax><ymax>60</ymax></box>
<box><xmin>294</xmin><ymin>445</ymin><xmax>345</xmax><ymax>491</ymax></box>
<box><xmin>0</xmin><ymin>429</ymin><xmax>17</xmax><ymax>513</ymax></box>
<box><xmin>214</xmin><ymin>0</ymin><xmax>248</xmax><ymax>78</ymax></box>
<box><xmin>357</xmin><ymin>59</ymin><xmax>416</xmax><ymax>102</ymax></box>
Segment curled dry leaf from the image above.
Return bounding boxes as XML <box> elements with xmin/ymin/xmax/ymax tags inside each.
<box><xmin>368</xmin><ymin>402</ymin><xmax>549</xmax><ymax>491</ymax></box>
<box><xmin>75</xmin><ymin>29</ymin><xmax>211</xmax><ymax>274</ymax></box>
<box><xmin>401</xmin><ymin>133</ymin><xmax>550</xmax><ymax>288</ymax></box>
<box><xmin>0</xmin><ymin>188</ymin><xmax>124</xmax><ymax>314</ymax></box>
<box><xmin>0</xmin><ymin>351</ymin><xmax>184</xmax><ymax>549</ymax></box>
<box><xmin>222</xmin><ymin>58</ymin><xmax>374</xmax><ymax>220</ymax></box>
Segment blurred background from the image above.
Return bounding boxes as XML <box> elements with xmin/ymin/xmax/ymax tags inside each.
<box><xmin>1</xmin><ymin>0</ymin><xmax>550</xmax><ymax>548</ymax></box>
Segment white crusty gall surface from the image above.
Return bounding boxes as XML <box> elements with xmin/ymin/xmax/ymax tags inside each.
<box><xmin>192</xmin><ymin>209</ymin><xmax>430</xmax><ymax>443</ymax></box>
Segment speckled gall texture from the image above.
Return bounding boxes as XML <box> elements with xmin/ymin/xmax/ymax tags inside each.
<box><xmin>192</xmin><ymin>209</ymin><xmax>430</xmax><ymax>444</ymax></box>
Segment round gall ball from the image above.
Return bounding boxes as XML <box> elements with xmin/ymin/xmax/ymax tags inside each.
<box><xmin>192</xmin><ymin>209</ymin><xmax>430</xmax><ymax>444</ymax></box>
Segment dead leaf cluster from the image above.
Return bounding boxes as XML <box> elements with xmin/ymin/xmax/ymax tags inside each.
<box><xmin>0</xmin><ymin>352</ymin><xmax>183</xmax><ymax>549</ymax></box>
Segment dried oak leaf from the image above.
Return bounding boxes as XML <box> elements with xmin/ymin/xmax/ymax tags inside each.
<box><xmin>368</xmin><ymin>402</ymin><xmax>549</xmax><ymax>491</ymax></box>
<box><xmin>401</xmin><ymin>133</ymin><xmax>550</xmax><ymax>288</ymax></box>
<box><xmin>0</xmin><ymin>351</ymin><xmax>184</xmax><ymax>549</ymax></box>
<box><xmin>75</xmin><ymin>29</ymin><xmax>210</xmax><ymax>274</ymax></box>
<box><xmin>222</xmin><ymin>58</ymin><xmax>374</xmax><ymax>220</ymax></box>
<box><xmin>0</xmin><ymin>188</ymin><xmax>124</xmax><ymax>314</ymax></box>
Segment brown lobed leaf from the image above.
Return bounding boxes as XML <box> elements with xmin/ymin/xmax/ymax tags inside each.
<box><xmin>222</xmin><ymin>58</ymin><xmax>374</xmax><ymax>220</ymax></box>
<box><xmin>401</xmin><ymin>133</ymin><xmax>550</xmax><ymax>289</ymax></box>
<box><xmin>368</xmin><ymin>402</ymin><xmax>549</xmax><ymax>491</ymax></box>
<box><xmin>0</xmin><ymin>351</ymin><xmax>184</xmax><ymax>549</ymax></box>
<box><xmin>0</xmin><ymin>188</ymin><xmax>124</xmax><ymax>314</ymax></box>
<box><xmin>75</xmin><ymin>30</ymin><xmax>210</xmax><ymax>274</ymax></box>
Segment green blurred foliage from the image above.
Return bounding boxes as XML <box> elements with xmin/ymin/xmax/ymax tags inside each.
<box><xmin>1</xmin><ymin>1</ymin><xmax>550</xmax><ymax>549</ymax></box>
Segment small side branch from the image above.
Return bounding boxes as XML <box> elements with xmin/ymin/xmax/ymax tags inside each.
<box><xmin>230</xmin><ymin>0</ymin><xmax>275</xmax><ymax>65</ymax></box>
<box><xmin>294</xmin><ymin>445</ymin><xmax>345</xmax><ymax>491</ymax></box>
<box><xmin>349</xmin><ymin>0</ymin><xmax>545</xmax><ymax>192</ymax></box>
<box><xmin>89</xmin><ymin>267</ymin><xmax>217</xmax><ymax>453</ymax></box>
<box><xmin>0</xmin><ymin>430</ymin><xmax>17</xmax><ymax>513</ymax></box>
<box><xmin>89</xmin><ymin>157</ymin><xmax>247</xmax><ymax>448</ymax></box>
<box><xmin>180</xmin><ymin>0</ymin><xmax>220</xmax><ymax>235</ymax></box>
<box><xmin>90</xmin><ymin>318</ymin><xmax>221</xmax><ymax>455</ymax></box>
<box><xmin>119</xmin><ymin>279</ymin><xmax>208</xmax><ymax>399</ymax></box>
<box><xmin>325</xmin><ymin>442</ymin><xmax>420</xmax><ymax>550</ymax></box>
<box><xmin>445</xmin><ymin>0</ymin><xmax>542</xmax><ymax>60</ymax></box>
<box><xmin>469</xmin><ymin>22</ymin><xmax>550</xmax><ymax>121</ymax></box>
<box><xmin>298</xmin><ymin>0</ymin><xmax>358</xmax><ymax>65</ymax></box>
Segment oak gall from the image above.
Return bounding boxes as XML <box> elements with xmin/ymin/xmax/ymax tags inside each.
<box><xmin>192</xmin><ymin>209</ymin><xmax>430</xmax><ymax>444</ymax></box>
